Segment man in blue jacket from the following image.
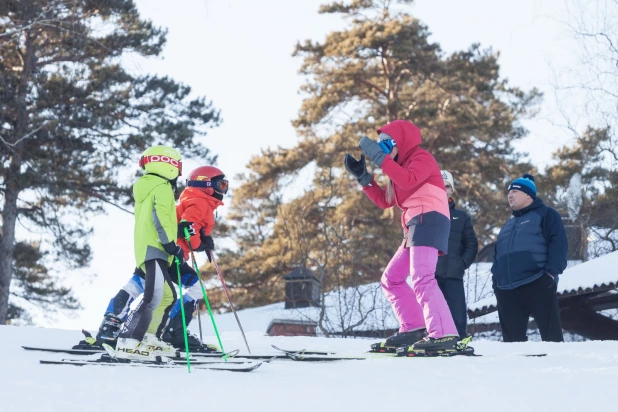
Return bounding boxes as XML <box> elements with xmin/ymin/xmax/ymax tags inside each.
<box><xmin>491</xmin><ymin>174</ymin><xmax>567</xmax><ymax>342</ymax></box>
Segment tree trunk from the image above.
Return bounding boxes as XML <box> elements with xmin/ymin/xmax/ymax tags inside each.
<box><xmin>0</xmin><ymin>179</ymin><xmax>19</xmax><ymax>324</ymax></box>
<box><xmin>0</xmin><ymin>29</ymin><xmax>33</xmax><ymax>323</ymax></box>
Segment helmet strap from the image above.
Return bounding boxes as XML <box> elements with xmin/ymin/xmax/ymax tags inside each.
<box><xmin>169</xmin><ymin>177</ymin><xmax>178</xmax><ymax>194</ymax></box>
<box><xmin>187</xmin><ymin>180</ymin><xmax>212</xmax><ymax>188</ymax></box>
<box><xmin>148</xmin><ymin>172</ymin><xmax>178</xmax><ymax>193</ymax></box>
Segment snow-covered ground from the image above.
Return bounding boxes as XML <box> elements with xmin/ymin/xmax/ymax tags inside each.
<box><xmin>1</xmin><ymin>325</ymin><xmax>617</xmax><ymax>412</ymax></box>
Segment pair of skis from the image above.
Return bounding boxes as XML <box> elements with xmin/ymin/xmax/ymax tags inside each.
<box><xmin>26</xmin><ymin>344</ymin><xmax>366</xmax><ymax>371</ymax></box>
<box><xmin>369</xmin><ymin>336</ymin><xmax>478</xmax><ymax>357</ymax></box>
<box><xmin>369</xmin><ymin>336</ymin><xmax>547</xmax><ymax>358</ymax></box>
<box><xmin>39</xmin><ymin>344</ymin><xmax>266</xmax><ymax>372</ymax></box>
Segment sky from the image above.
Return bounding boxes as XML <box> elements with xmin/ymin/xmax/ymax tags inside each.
<box><xmin>27</xmin><ymin>0</ymin><xmax>591</xmax><ymax>329</ymax></box>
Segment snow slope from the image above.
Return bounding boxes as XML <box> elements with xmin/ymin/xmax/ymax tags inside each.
<box><xmin>1</xmin><ymin>325</ymin><xmax>616</xmax><ymax>412</ymax></box>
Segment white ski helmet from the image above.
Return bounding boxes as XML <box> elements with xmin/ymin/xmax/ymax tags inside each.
<box><xmin>441</xmin><ymin>170</ymin><xmax>454</xmax><ymax>189</ymax></box>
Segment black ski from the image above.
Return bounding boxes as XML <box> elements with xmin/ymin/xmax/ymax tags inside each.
<box><xmin>270</xmin><ymin>344</ymin><xmax>335</xmax><ymax>356</ymax></box>
<box><xmin>22</xmin><ymin>345</ymin><xmax>224</xmax><ymax>357</ymax></box>
<box><xmin>23</xmin><ymin>346</ymin><xmax>104</xmax><ymax>355</ymax></box>
<box><xmin>284</xmin><ymin>352</ymin><xmax>366</xmax><ymax>361</ymax></box>
<box><xmin>393</xmin><ymin>350</ymin><xmax>547</xmax><ymax>358</ymax></box>
<box><xmin>187</xmin><ymin>348</ymin><xmax>364</xmax><ymax>362</ymax></box>
<box><xmin>40</xmin><ymin>357</ymin><xmax>262</xmax><ymax>372</ymax></box>
<box><xmin>185</xmin><ymin>351</ymin><xmax>288</xmax><ymax>360</ymax></box>
<box><xmin>396</xmin><ymin>345</ymin><xmax>479</xmax><ymax>357</ymax></box>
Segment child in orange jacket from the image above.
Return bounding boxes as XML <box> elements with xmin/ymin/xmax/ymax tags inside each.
<box><xmin>162</xmin><ymin>165</ymin><xmax>228</xmax><ymax>352</ymax></box>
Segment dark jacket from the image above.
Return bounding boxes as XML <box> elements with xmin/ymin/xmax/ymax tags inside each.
<box><xmin>491</xmin><ymin>197</ymin><xmax>568</xmax><ymax>290</ymax></box>
<box><xmin>436</xmin><ymin>200</ymin><xmax>479</xmax><ymax>280</ymax></box>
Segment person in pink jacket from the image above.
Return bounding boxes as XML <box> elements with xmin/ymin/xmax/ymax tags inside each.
<box><xmin>344</xmin><ymin>120</ymin><xmax>460</xmax><ymax>353</ymax></box>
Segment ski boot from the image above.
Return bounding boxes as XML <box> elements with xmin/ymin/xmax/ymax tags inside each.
<box><xmin>396</xmin><ymin>335</ymin><xmax>474</xmax><ymax>357</ymax></box>
<box><xmin>73</xmin><ymin>313</ymin><xmax>123</xmax><ymax>350</ymax></box>
<box><xmin>162</xmin><ymin>328</ymin><xmax>220</xmax><ymax>353</ymax></box>
<box><xmin>114</xmin><ymin>333</ymin><xmax>176</xmax><ymax>361</ymax></box>
<box><xmin>370</xmin><ymin>329</ymin><xmax>427</xmax><ymax>353</ymax></box>
<box><xmin>115</xmin><ymin>338</ymin><xmax>156</xmax><ymax>361</ymax></box>
<box><xmin>162</xmin><ymin>300</ymin><xmax>221</xmax><ymax>353</ymax></box>
<box><xmin>96</xmin><ymin>313</ymin><xmax>123</xmax><ymax>348</ymax></box>
<box><xmin>141</xmin><ymin>333</ymin><xmax>176</xmax><ymax>355</ymax></box>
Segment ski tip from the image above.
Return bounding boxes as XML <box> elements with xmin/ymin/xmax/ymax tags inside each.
<box><xmin>286</xmin><ymin>353</ymin><xmax>366</xmax><ymax>362</ymax></box>
<box><xmin>271</xmin><ymin>344</ymin><xmax>335</xmax><ymax>356</ymax></box>
<box><xmin>239</xmin><ymin>362</ymin><xmax>263</xmax><ymax>372</ymax></box>
<box><xmin>195</xmin><ymin>361</ymin><xmax>263</xmax><ymax>372</ymax></box>
<box><xmin>224</xmin><ymin>349</ymin><xmax>240</xmax><ymax>358</ymax></box>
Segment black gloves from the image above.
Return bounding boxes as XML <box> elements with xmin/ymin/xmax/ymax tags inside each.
<box><xmin>201</xmin><ymin>235</ymin><xmax>214</xmax><ymax>252</ymax></box>
<box><xmin>344</xmin><ymin>153</ymin><xmax>373</xmax><ymax>186</ymax></box>
<box><xmin>194</xmin><ymin>229</ymin><xmax>215</xmax><ymax>262</ymax></box>
<box><xmin>203</xmin><ymin>234</ymin><xmax>214</xmax><ymax>263</ymax></box>
<box><xmin>162</xmin><ymin>241</ymin><xmax>185</xmax><ymax>264</ymax></box>
<box><xmin>177</xmin><ymin>221</ymin><xmax>196</xmax><ymax>239</ymax></box>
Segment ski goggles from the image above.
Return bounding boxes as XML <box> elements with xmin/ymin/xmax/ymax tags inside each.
<box><xmin>214</xmin><ymin>178</ymin><xmax>229</xmax><ymax>194</ymax></box>
<box><xmin>139</xmin><ymin>155</ymin><xmax>183</xmax><ymax>175</ymax></box>
<box><xmin>378</xmin><ymin>139</ymin><xmax>396</xmax><ymax>154</ymax></box>
<box><xmin>188</xmin><ymin>178</ymin><xmax>229</xmax><ymax>194</ymax></box>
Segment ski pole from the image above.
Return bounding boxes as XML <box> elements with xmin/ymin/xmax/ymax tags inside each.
<box><xmin>209</xmin><ymin>251</ymin><xmax>251</xmax><ymax>354</ymax></box>
<box><xmin>174</xmin><ymin>257</ymin><xmax>191</xmax><ymax>373</ymax></box>
<box><xmin>182</xmin><ymin>226</ymin><xmax>226</xmax><ymax>358</ymax></box>
<box><xmin>197</xmin><ymin>302</ymin><xmax>203</xmax><ymax>342</ymax></box>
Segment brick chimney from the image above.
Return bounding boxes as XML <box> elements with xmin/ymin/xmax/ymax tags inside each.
<box><xmin>283</xmin><ymin>267</ymin><xmax>321</xmax><ymax>309</ymax></box>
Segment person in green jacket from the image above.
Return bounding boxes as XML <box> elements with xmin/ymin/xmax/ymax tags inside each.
<box><xmin>116</xmin><ymin>145</ymin><xmax>186</xmax><ymax>360</ymax></box>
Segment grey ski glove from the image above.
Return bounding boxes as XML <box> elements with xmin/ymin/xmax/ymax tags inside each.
<box><xmin>344</xmin><ymin>153</ymin><xmax>373</xmax><ymax>186</ymax></box>
<box><xmin>359</xmin><ymin>136</ymin><xmax>387</xmax><ymax>167</ymax></box>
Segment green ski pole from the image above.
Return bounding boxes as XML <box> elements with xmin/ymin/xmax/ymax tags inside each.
<box><xmin>174</xmin><ymin>256</ymin><xmax>191</xmax><ymax>373</ymax></box>
<box><xmin>182</xmin><ymin>225</ymin><xmax>226</xmax><ymax>358</ymax></box>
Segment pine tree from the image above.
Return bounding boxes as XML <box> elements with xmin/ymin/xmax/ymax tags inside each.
<box><xmin>0</xmin><ymin>0</ymin><xmax>221</xmax><ymax>323</ymax></box>
<box><xmin>216</xmin><ymin>0</ymin><xmax>538</xmax><ymax>318</ymax></box>
<box><xmin>543</xmin><ymin>1</ymin><xmax>618</xmax><ymax>260</ymax></box>
<box><xmin>544</xmin><ymin>127</ymin><xmax>618</xmax><ymax>259</ymax></box>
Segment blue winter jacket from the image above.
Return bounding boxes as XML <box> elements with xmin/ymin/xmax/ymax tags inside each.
<box><xmin>491</xmin><ymin>197</ymin><xmax>568</xmax><ymax>290</ymax></box>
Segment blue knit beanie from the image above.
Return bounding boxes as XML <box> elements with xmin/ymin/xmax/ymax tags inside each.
<box><xmin>508</xmin><ymin>174</ymin><xmax>537</xmax><ymax>199</ymax></box>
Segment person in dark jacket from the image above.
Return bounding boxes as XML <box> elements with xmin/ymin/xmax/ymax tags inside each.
<box><xmin>435</xmin><ymin>171</ymin><xmax>478</xmax><ymax>338</ymax></box>
<box><xmin>491</xmin><ymin>174</ymin><xmax>568</xmax><ymax>342</ymax></box>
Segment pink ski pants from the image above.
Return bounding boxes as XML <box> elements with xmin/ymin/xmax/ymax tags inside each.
<box><xmin>381</xmin><ymin>245</ymin><xmax>458</xmax><ymax>338</ymax></box>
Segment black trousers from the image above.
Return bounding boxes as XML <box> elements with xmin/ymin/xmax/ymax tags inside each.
<box><xmin>436</xmin><ymin>278</ymin><xmax>467</xmax><ymax>338</ymax></box>
<box><xmin>494</xmin><ymin>274</ymin><xmax>564</xmax><ymax>342</ymax></box>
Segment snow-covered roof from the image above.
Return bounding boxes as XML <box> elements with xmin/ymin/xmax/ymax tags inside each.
<box><xmin>468</xmin><ymin>250</ymin><xmax>618</xmax><ymax>317</ymax></box>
